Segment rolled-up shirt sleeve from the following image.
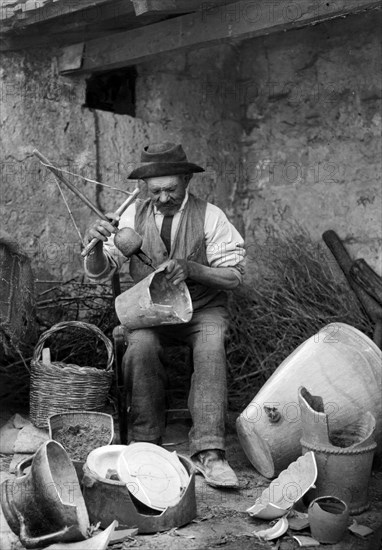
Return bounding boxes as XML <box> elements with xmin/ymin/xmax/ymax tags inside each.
<box><xmin>204</xmin><ymin>204</ymin><xmax>246</xmax><ymax>283</ymax></box>
<box><xmin>83</xmin><ymin>204</ymin><xmax>136</xmax><ymax>282</ymax></box>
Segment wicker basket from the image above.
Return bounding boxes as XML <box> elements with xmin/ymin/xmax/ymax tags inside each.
<box><xmin>30</xmin><ymin>321</ymin><xmax>114</xmax><ymax>428</ymax></box>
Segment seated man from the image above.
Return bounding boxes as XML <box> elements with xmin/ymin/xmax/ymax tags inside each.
<box><xmin>85</xmin><ymin>142</ymin><xmax>246</xmax><ymax>488</ymax></box>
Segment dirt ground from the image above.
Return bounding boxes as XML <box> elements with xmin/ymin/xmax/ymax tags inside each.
<box><xmin>1</xmin><ymin>409</ymin><xmax>381</xmax><ymax>550</ymax></box>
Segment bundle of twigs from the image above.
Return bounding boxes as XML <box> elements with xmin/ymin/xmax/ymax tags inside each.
<box><xmin>36</xmin><ymin>279</ymin><xmax>119</xmax><ymax>369</ymax></box>
<box><xmin>1</xmin><ymin>278</ymin><xmax>117</xmax><ymax>406</ymax></box>
<box><xmin>226</xmin><ymin>227</ymin><xmax>373</xmax><ymax>410</ymax></box>
<box><xmin>37</xmin><ymin>279</ymin><xmax>114</xmax><ymax>326</ymax></box>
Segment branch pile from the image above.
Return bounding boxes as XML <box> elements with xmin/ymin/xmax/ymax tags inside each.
<box><xmin>226</xmin><ymin>228</ymin><xmax>373</xmax><ymax>410</ymax></box>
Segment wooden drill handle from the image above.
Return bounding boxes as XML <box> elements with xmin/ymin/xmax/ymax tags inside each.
<box><xmin>81</xmin><ymin>188</ymin><xmax>140</xmax><ymax>257</ymax></box>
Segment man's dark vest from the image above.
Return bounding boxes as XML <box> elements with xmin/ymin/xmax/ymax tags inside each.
<box><xmin>129</xmin><ymin>193</ymin><xmax>227</xmax><ymax>311</ymax></box>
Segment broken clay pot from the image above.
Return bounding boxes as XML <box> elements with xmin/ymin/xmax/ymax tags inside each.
<box><xmin>82</xmin><ymin>453</ymin><xmax>196</xmax><ymax>533</ymax></box>
<box><xmin>48</xmin><ymin>411</ymin><xmax>115</xmax><ymax>482</ymax></box>
<box><xmin>115</xmin><ymin>265</ymin><xmax>193</xmax><ymax>329</ymax></box>
<box><xmin>0</xmin><ymin>440</ymin><xmax>89</xmax><ymax>548</ymax></box>
<box><xmin>308</xmin><ymin>496</ymin><xmax>350</xmax><ymax>544</ymax></box>
<box><xmin>236</xmin><ymin>323</ymin><xmax>382</xmax><ymax>478</ymax></box>
<box><xmin>299</xmin><ymin>386</ymin><xmax>376</xmax><ymax>514</ymax></box>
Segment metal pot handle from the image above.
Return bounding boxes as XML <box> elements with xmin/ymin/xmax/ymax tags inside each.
<box><xmin>16</xmin><ymin>455</ymin><xmax>34</xmax><ymax>477</ymax></box>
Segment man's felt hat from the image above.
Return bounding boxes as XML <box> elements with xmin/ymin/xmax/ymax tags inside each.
<box><xmin>128</xmin><ymin>142</ymin><xmax>205</xmax><ymax>179</ymax></box>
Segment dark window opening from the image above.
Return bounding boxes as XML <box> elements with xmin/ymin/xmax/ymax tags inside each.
<box><xmin>85</xmin><ymin>67</ymin><xmax>137</xmax><ymax>116</ymax></box>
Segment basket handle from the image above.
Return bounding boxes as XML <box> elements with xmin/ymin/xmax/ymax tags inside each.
<box><xmin>32</xmin><ymin>321</ymin><xmax>114</xmax><ymax>371</ymax></box>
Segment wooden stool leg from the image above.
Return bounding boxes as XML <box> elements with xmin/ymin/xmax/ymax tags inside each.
<box><xmin>113</xmin><ymin>325</ymin><xmax>128</xmax><ymax>444</ymax></box>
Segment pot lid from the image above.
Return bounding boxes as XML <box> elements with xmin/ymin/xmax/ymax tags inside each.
<box><xmin>117</xmin><ymin>443</ymin><xmax>190</xmax><ymax>511</ymax></box>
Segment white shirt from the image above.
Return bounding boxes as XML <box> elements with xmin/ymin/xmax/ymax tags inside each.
<box><xmin>85</xmin><ymin>191</ymin><xmax>246</xmax><ymax>282</ymax></box>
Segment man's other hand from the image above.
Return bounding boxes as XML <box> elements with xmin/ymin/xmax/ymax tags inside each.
<box><xmin>164</xmin><ymin>259</ymin><xmax>190</xmax><ymax>286</ymax></box>
<box><xmin>85</xmin><ymin>213</ymin><xmax>119</xmax><ymax>244</ymax></box>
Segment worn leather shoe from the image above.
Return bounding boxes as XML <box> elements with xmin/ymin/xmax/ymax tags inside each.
<box><xmin>191</xmin><ymin>449</ymin><xmax>239</xmax><ymax>489</ymax></box>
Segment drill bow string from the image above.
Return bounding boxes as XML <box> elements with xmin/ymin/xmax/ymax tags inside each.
<box><xmin>37</xmin><ymin>161</ymin><xmax>134</xmax><ymax>195</ymax></box>
<box><xmin>33</xmin><ymin>149</ymin><xmax>140</xmax><ymax>256</ymax></box>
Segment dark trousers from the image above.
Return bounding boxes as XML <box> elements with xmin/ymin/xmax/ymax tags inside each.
<box><xmin>122</xmin><ymin>305</ymin><xmax>229</xmax><ymax>456</ymax></box>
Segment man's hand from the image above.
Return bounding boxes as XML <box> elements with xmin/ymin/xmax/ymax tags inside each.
<box><xmin>165</xmin><ymin>260</ymin><xmax>241</xmax><ymax>290</ymax></box>
<box><xmin>85</xmin><ymin>213</ymin><xmax>119</xmax><ymax>244</ymax></box>
<box><xmin>164</xmin><ymin>259</ymin><xmax>189</xmax><ymax>286</ymax></box>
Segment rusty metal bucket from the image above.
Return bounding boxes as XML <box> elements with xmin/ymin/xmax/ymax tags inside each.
<box><xmin>115</xmin><ymin>265</ymin><xmax>193</xmax><ymax>330</ymax></box>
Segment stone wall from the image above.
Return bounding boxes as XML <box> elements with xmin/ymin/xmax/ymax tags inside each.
<box><xmin>0</xmin><ymin>45</ymin><xmax>242</xmax><ymax>282</ymax></box>
<box><xmin>0</xmin><ymin>10</ymin><xmax>381</xmax><ymax>285</ymax></box>
<box><xmin>0</xmin><ymin>50</ymin><xmax>94</xmax><ymax>281</ymax></box>
<box><xmin>239</xmin><ymin>11</ymin><xmax>382</xmax><ymax>273</ymax></box>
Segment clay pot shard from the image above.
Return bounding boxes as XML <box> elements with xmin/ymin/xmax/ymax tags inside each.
<box><xmin>308</xmin><ymin>496</ymin><xmax>350</xmax><ymax>544</ymax></box>
<box><xmin>247</xmin><ymin>451</ymin><xmax>317</xmax><ymax>520</ymax></box>
<box><xmin>293</xmin><ymin>534</ymin><xmax>320</xmax><ymax>547</ymax></box>
<box><xmin>45</xmin><ymin>521</ymin><xmax>118</xmax><ymax>550</ymax></box>
<box><xmin>287</xmin><ymin>511</ymin><xmax>310</xmax><ymax>531</ymax></box>
<box><xmin>348</xmin><ymin>519</ymin><xmax>374</xmax><ymax>539</ymax></box>
<box><xmin>253</xmin><ymin>516</ymin><xmax>288</xmax><ymax>541</ymax></box>
<box><xmin>299</xmin><ymin>386</ymin><xmax>377</xmax><ymax>514</ymax></box>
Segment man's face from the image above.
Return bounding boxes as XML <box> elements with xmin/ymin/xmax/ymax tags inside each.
<box><xmin>146</xmin><ymin>175</ymin><xmax>189</xmax><ymax>215</ymax></box>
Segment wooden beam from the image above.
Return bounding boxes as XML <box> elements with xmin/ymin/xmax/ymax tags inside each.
<box><xmin>0</xmin><ymin>0</ymin><xmax>167</xmax><ymax>51</ymax></box>
<box><xmin>131</xmin><ymin>0</ymin><xmax>229</xmax><ymax>17</ymax></box>
<box><xmin>59</xmin><ymin>0</ymin><xmax>382</xmax><ymax>74</ymax></box>
<box><xmin>1</xmin><ymin>28</ymin><xmax>125</xmax><ymax>52</ymax></box>
<box><xmin>0</xmin><ymin>0</ymin><xmax>119</xmax><ymax>23</ymax></box>
<box><xmin>132</xmin><ymin>0</ymin><xmax>196</xmax><ymax>16</ymax></box>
